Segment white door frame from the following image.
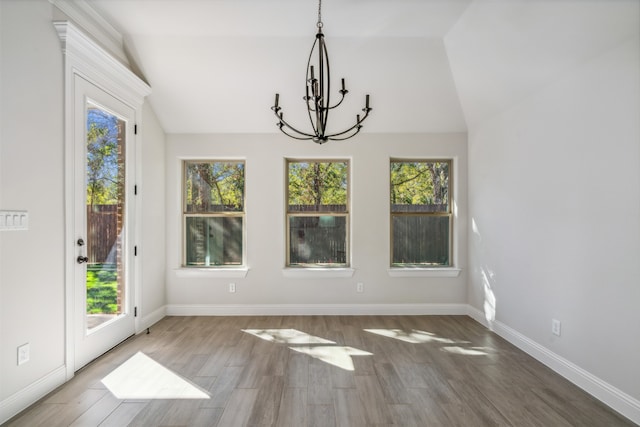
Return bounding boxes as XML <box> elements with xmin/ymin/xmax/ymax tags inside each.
<box><xmin>73</xmin><ymin>76</ymin><xmax>136</xmax><ymax>370</ymax></box>
<box><xmin>56</xmin><ymin>21</ymin><xmax>151</xmax><ymax>380</ymax></box>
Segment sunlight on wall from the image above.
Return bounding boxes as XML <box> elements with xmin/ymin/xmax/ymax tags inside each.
<box><xmin>472</xmin><ymin>217</ymin><xmax>497</xmax><ymax>324</ymax></box>
<box><xmin>101</xmin><ymin>352</ymin><xmax>210</xmax><ymax>399</ymax></box>
<box><xmin>482</xmin><ymin>268</ymin><xmax>497</xmax><ymax>323</ymax></box>
<box><xmin>472</xmin><ymin>217</ymin><xmax>481</xmax><ymax>242</ymax></box>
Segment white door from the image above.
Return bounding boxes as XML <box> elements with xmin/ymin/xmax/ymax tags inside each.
<box><xmin>74</xmin><ymin>76</ymin><xmax>136</xmax><ymax>371</ymax></box>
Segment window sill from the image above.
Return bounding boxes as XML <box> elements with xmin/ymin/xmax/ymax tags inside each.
<box><xmin>282</xmin><ymin>268</ymin><xmax>355</xmax><ymax>279</ymax></box>
<box><xmin>174</xmin><ymin>268</ymin><xmax>249</xmax><ymax>279</ymax></box>
<box><xmin>387</xmin><ymin>267</ymin><xmax>461</xmax><ymax>278</ymax></box>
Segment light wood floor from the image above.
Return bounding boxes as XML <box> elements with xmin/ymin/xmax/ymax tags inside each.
<box><xmin>4</xmin><ymin>315</ymin><xmax>636</xmax><ymax>426</ymax></box>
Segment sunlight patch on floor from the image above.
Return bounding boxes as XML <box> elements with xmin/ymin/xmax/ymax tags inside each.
<box><xmin>364</xmin><ymin>328</ymin><xmax>489</xmax><ymax>356</ymax></box>
<box><xmin>441</xmin><ymin>346</ymin><xmax>489</xmax><ymax>356</ymax></box>
<box><xmin>242</xmin><ymin>329</ymin><xmax>372</xmax><ymax>371</ymax></box>
<box><xmin>289</xmin><ymin>346</ymin><xmax>373</xmax><ymax>371</ymax></box>
<box><xmin>101</xmin><ymin>352</ymin><xmax>210</xmax><ymax>399</ymax></box>
<box><xmin>364</xmin><ymin>328</ymin><xmax>461</xmax><ymax>344</ymax></box>
<box><xmin>242</xmin><ymin>328</ymin><xmax>335</xmax><ymax>345</ymax></box>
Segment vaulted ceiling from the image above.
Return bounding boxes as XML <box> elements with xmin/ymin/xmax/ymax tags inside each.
<box><xmin>86</xmin><ymin>0</ymin><xmax>639</xmax><ymax>135</ymax></box>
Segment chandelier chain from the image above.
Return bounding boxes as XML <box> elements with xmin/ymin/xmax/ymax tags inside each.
<box><xmin>317</xmin><ymin>0</ymin><xmax>323</xmax><ymax>28</ymax></box>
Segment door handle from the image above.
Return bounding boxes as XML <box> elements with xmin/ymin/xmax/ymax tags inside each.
<box><xmin>77</xmin><ymin>256</ymin><xmax>89</xmax><ymax>264</ymax></box>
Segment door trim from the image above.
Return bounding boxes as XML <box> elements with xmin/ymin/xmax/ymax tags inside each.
<box><xmin>73</xmin><ymin>77</ymin><xmax>136</xmax><ymax>370</ymax></box>
<box><xmin>56</xmin><ymin>21</ymin><xmax>151</xmax><ymax>380</ymax></box>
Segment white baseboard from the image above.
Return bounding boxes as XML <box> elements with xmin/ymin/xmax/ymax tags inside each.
<box><xmin>165</xmin><ymin>303</ymin><xmax>469</xmax><ymax>316</ymax></box>
<box><xmin>0</xmin><ymin>365</ymin><xmax>66</xmax><ymax>425</ymax></box>
<box><xmin>466</xmin><ymin>306</ymin><xmax>640</xmax><ymax>425</ymax></box>
<box><xmin>137</xmin><ymin>305</ymin><xmax>167</xmax><ymax>333</ymax></box>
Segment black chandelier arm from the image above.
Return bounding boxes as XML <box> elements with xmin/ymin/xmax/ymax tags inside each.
<box><xmin>326</xmin><ymin>124</ymin><xmax>362</xmax><ymax>141</ymax></box>
<box><xmin>327</xmin><ymin>89</ymin><xmax>347</xmax><ymax>110</ymax></box>
<box><xmin>271</xmin><ymin>106</ymin><xmax>316</xmax><ymax>140</ymax></box>
<box><xmin>323</xmin><ymin>106</ymin><xmax>371</xmax><ymax>139</ymax></box>
<box><xmin>278</xmin><ymin>125</ymin><xmax>315</xmax><ymax>141</ymax></box>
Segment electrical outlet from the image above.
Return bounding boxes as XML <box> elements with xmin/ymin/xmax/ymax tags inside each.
<box><xmin>551</xmin><ymin>319</ymin><xmax>561</xmax><ymax>336</ymax></box>
<box><xmin>229</xmin><ymin>283</ymin><xmax>236</xmax><ymax>293</ymax></box>
<box><xmin>356</xmin><ymin>282</ymin><xmax>364</xmax><ymax>293</ymax></box>
<box><xmin>17</xmin><ymin>343</ymin><xmax>30</xmax><ymax>365</ymax></box>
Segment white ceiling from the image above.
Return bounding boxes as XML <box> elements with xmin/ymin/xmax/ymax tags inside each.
<box><xmin>88</xmin><ymin>0</ymin><xmax>472</xmax><ymax>134</ymax></box>
<box><xmin>445</xmin><ymin>0</ymin><xmax>640</xmax><ymax>129</ymax></box>
<box><xmin>86</xmin><ymin>0</ymin><xmax>639</xmax><ymax>135</ymax></box>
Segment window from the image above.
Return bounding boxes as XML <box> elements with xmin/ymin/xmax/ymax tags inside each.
<box><xmin>286</xmin><ymin>159</ymin><xmax>349</xmax><ymax>267</ymax></box>
<box><xmin>183</xmin><ymin>161</ymin><xmax>245</xmax><ymax>267</ymax></box>
<box><xmin>390</xmin><ymin>159</ymin><xmax>451</xmax><ymax>267</ymax></box>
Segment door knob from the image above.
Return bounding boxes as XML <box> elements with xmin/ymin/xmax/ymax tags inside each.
<box><xmin>77</xmin><ymin>256</ymin><xmax>89</xmax><ymax>264</ymax></box>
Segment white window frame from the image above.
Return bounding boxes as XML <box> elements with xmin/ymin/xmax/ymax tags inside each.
<box><xmin>181</xmin><ymin>160</ymin><xmax>246</xmax><ymax>269</ymax></box>
<box><xmin>283</xmin><ymin>159</ymin><xmax>353</xmax><ymax>276</ymax></box>
<box><xmin>388</xmin><ymin>158</ymin><xmax>461</xmax><ymax>278</ymax></box>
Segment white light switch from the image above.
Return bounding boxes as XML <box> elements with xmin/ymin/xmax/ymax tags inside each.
<box><xmin>0</xmin><ymin>211</ymin><xmax>28</xmax><ymax>231</ymax></box>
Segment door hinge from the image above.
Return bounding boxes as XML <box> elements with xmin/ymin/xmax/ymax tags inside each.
<box><xmin>134</xmin><ymin>124</ymin><xmax>138</xmax><ymax>135</ymax></box>
<box><xmin>134</xmin><ymin>306</ymin><xmax>138</xmax><ymax>317</ymax></box>
<box><xmin>134</xmin><ymin>246</ymin><xmax>138</xmax><ymax>256</ymax></box>
<box><xmin>134</xmin><ymin>184</ymin><xmax>138</xmax><ymax>195</ymax></box>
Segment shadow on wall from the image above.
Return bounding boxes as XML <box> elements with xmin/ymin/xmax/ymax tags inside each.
<box><xmin>472</xmin><ymin>217</ymin><xmax>497</xmax><ymax>325</ymax></box>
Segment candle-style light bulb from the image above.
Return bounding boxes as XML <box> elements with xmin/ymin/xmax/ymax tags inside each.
<box><xmin>275</xmin><ymin>93</ymin><xmax>279</xmax><ymax>108</ymax></box>
<box><xmin>365</xmin><ymin>94</ymin><xmax>370</xmax><ymax>109</ymax></box>
<box><xmin>341</xmin><ymin>78</ymin><xmax>345</xmax><ymax>91</ymax></box>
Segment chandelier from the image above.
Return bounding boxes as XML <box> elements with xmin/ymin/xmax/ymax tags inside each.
<box><xmin>271</xmin><ymin>0</ymin><xmax>372</xmax><ymax>144</ymax></box>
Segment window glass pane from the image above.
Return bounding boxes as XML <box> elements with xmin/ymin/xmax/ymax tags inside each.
<box><xmin>288</xmin><ymin>161</ymin><xmax>347</xmax><ymax>213</ymax></box>
<box><xmin>289</xmin><ymin>216</ymin><xmax>347</xmax><ymax>265</ymax></box>
<box><xmin>392</xmin><ymin>215</ymin><xmax>449</xmax><ymax>266</ymax></box>
<box><xmin>185</xmin><ymin>216</ymin><xmax>243</xmax><ymax>266</ymax></box>
<box><xmin>185</xmin><ymin>162</ymin><xmax>244</xmax><ymax>212</ymax></box>
<box><xmin>86</xmin><ymin>106</ymin><xmax>126</xmax><ymax>328</ymax></box>
<box><xmin>390</xmin><ymin>161</ymin><xmax>449</xmax><ymax>213</ymax></box>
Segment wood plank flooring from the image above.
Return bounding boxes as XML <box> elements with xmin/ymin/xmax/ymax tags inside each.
<box><xmin>4</xmin><ymin>315</ymin><xmax>636</xmax><ymax>426</ymax></box>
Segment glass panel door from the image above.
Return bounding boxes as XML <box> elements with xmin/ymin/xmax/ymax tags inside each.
<box><xmin>74</xmin><ymin>76</ymin><xmax>135</xmax><ymax>371</ymax></box>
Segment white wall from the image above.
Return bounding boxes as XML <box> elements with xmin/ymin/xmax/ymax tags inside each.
<box><xmin>469</xmin><ymin>33</ymin><xmax>640</xmax><ymax>401</ymax></box>
<box><xmin>448</xmin><ymin>0</ymin><xmax>640</xmax><ymax>417</ymax></box>
<box><xmin>165</xmin><ymin>133</ymin><xmax>467</xmax><ymax>311</ymax></box>
<box><xmin>0</xmin><ymin>1</ymin><xmax>166</xmax><ymax>421</ymax></box>
<box><xmin>139</xmin><ymin>103</ymin><xmax>167</xmax><ymax>325</ymax></box>
<box><xmin>0</xmin><ymin>0</ymin><xmax>66</xmax><ymax>403</ymax></box>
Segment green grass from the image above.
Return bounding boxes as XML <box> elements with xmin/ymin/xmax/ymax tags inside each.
<box><xmin>86</xmin><ymin>264</ymin><xmax>118</xmax><ymax>314</ymax></box>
